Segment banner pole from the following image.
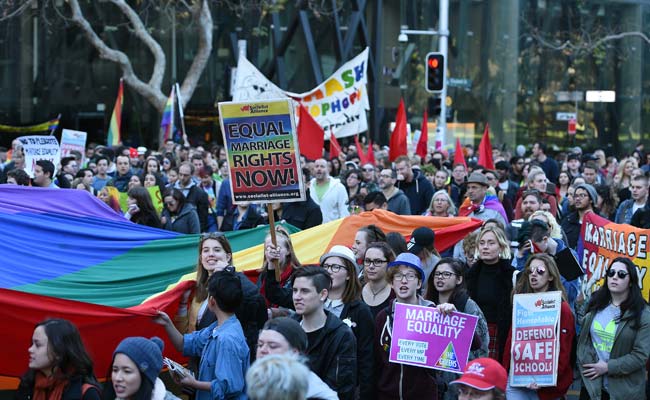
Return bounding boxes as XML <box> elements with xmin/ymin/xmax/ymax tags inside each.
<box><xmin>267</xmin><ymin>203</ymin><xmax>280</xmax><ymax>281</ymax></box>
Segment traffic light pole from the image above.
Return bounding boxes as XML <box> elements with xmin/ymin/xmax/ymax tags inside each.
<box><xmin>436</xmin><ymin>0</ymin><xmax>449</xmax><ymax>151</ymax></box>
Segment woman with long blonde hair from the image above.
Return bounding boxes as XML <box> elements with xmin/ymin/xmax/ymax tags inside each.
<box><xmin>612</xmin><ymin>157</ymin><xmax>638</xmax><ymax>202</ymax></box>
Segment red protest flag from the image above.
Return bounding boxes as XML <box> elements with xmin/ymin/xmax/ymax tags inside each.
<box><xmin>329</xmin><ymin>130</ymin><xmax>341</xmax><ymax>160</ymax></box>
<box><xmin>367</xmin><ymin>139</ymin><xmax>376</xmax><ymax>164</ymax></box>
<box><xmin>416</xmin><ymin>109</ymin><xmax>428</xmax><ymax>159</ymax></box>
<box><xmin>454</xmin><ymin>137</ymin><xmax>467</xmax><ymax>168</ymax></box>
<box><xmin>297</xmin><ymin>104</ymin><xmax>324</xmax><ymax>160</ymax></box>
<box><xmin>477</xmin><ymin>123</ymin><xmax>495</xmax><ymax>170</ymax></box>
<box><xmin>389</xmin><ymin>98</ymin><xmax>408</xmax><ymax>161</ymax></box>
<box><xmin>354</xmin><ymin>135</ymin><xmax>368</xmax><ymax>165</ymax></box>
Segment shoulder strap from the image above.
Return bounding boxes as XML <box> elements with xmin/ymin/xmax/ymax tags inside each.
<box><xmin>81</xmin><ymin>383</ymin><xmax>99</xmax><ymax>398</ymax></box>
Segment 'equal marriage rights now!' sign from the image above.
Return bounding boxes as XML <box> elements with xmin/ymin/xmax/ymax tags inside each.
<box><xmin>389</xmin><ymin>303</ymin><xmax>478</xmax><ymax>373</ymax></box>
<box><xmin>218</xmin><ymin>99</ymin><xmax>305</xmax><ymax>204</ymax></box>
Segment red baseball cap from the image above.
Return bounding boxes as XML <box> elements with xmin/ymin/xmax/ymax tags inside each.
<box><xmin>450</xmin><ymin>358</ymin><xmax>507</xmax><ymax>392</ymax></box>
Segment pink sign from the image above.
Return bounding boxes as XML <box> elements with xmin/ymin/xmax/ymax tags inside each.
<box><xmin>389</xmin><ymin>302</ymin><xmax>479</xmax><ymax>373</ymax></box>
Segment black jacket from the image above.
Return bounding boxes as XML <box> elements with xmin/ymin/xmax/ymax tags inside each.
<box><xmin>264</xmin><ymin>265</ymin><xmax>295</xmax><ymax>309</ymax></box>
<box><xmin>396</xmin><ymin>168</ymin><xmax>434</xmax><ymax>215</ymax></box>
<box><xmin>340</xmin><ymin>300</ymin><xmax>375</xmax><ymax>400</ymax></box>
<box><xmin>294</xmin><ymin>311</ymin><xmax>357</xmax><ymax>400</ymax></box>
<box><xmin>560</xmin><ymin>211</ymin><xmax>582</xmax><ymax>250</ymax></box>
<box><xmin>220</xmin><ymin>205</ymin><xmax>265</xmax><ymax>232</ymax></box>
<box><xmin>15</xmin><ymin>376</ymin><xmax>101</xmax><ymax>400</ymax></box>
<box><xmin>465</xmin><ymin>258</ymin><xmax>514</xmax><ymax>361</ymax></box>
<box><xmin>183</xmin><ymin>185</ymin><xmax>210</xmax><ymax>232</ymax></box>
<box><xmin>279</xmin><ymin>189</ymin><xmax>323</xmax><ymax>230</ymax></box>
<box><xmin>161</xmin><ymin>203</ymin><xmax>201</xmax><ymax>234</ymax></box>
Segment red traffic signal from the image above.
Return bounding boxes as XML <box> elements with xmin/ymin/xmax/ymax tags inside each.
<box><xmin>425</xmin><ymin>52</ymin><xmax>445</xmax><ymax>93</ymax></box>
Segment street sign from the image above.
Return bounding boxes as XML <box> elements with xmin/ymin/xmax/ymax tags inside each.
<box><xmin>555</xmin><ymin>91</ymin><xmax>583</xmax><ymax>102</ymax></box>
<box><xmin>448</xmin><ymin>78</ymin><xmax>472</xmax><ymax>89</ymax></box>
<box><xmin>568</xmin><ymin>119</ymin><xmax>576</xmax><ymax>135</ymax></box>
<box><xmin>586</xmin><ymin>90</ymin><xmax>616</xmax><ymax>103</ymax></box>
<box><xmin>556</xmin><ymin>112</ymin><xmax>577</xmax><ymax>121</ymax></box>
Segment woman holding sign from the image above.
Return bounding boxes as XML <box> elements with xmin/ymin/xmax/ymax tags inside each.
<box><xmin>502</xmin><ymin>253</ymin><xmax>575</xmax><ymax>400</ymax></box>
<box><xmin>425</xmin><ymin>257</ymin><xmax>490</xmax><ymax>400</ymax></box>
<box><xmin>466</xmin><ymin>226</ymin><xmax>515</xmax><ymax>362</ymax></box>
<box><xmin>375</xmin><ymin>252</ymin><xmax>456</xmax><ymax>400</ymax></box>
<box><xmin>577</xmin><ymin>257</ymin><xmax>650</xmax><ymax>400</ymax></box>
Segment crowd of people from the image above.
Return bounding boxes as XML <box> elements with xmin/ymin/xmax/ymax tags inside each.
<box><xmin>4</xmin><ymin>137</ymin><xmax>650</xmax><ymax>400</ymax></box>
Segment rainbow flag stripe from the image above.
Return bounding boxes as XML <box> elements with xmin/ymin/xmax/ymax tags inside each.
<box><xmin>107</xmin><ymin>79</ymin><xmax>123</xmax><ymax>146</ymax></box>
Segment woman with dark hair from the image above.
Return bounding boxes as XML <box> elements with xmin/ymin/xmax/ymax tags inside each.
<box><xmin>329</xmin><ymin>158</ymin><xmax>342</xmax><ymax>178</ymax></box>
<box><xmin>577</xmin><ymin>257</ymin><xmax>650</xmax><ymax>400</ymax></box>
<box><xmin>318</xmin><ymin>245</ymin><xmax>375</xmax><ymax>400</ymax></box>
<box><xmin>343</xmin><ymin>169</ymin><xmax>367</xmax><ymax>212</ymax></box>
<box><xmin>385</xmin><ymin>232</ymin><xmax>407</xmax><ymax>255</ymax></box>
<box><xmin>145</xmin><ymin>156</ymin><xmax>162</xmax><ymax>175</ymax></box>
<box><xmin>144</xmin><ymin>172</ymin><xmax>166</xmax><ymax>199</ymax></box>
<box><xmin>128</xmin><ymin>174</ymin><xmax>143</xmax><ymax>191</ymax></box>
<box><xmin>361</xmin><ymin>242</ymin><xmax>396</xmax><ymax>318</ymax></box>
<box><xmin>502</xmin><ymin>253</ymin><xmax>575</xmax><ymax>400</ymax></box>
<box><xmin>258</xmin><ymin>227</ymin><xmax>301</xmax><ymax>308</ymax></box>
<box><xmin>425</xmin><ymin>257</ymin><xmax>489</xmax><ymax>400</ymax></box>
<box><xmin>174</xmin><ymin>233</ymin><xmax>266</xmax><ymax>365</ymax></box>
<box><xmin>351</xmin><ymin>224</ymin><xmax>386</xmax><ymax>272</ymax></box>
<box><xmin>15</xmin><ymin>318</ymin><xmax>101</xmax><ymax>400</ymax></box>
<box><xmin>126</xmin><ymin>186</ymin><xmax>161</xmax><ymax>228</ymax></box>
<box><xmin>595</xmin><ymin>184</ymin><xmax>617</xmax><ymax>220</ymax></box>
<box><xmin>465</xmin><ymin>226</ymin><xmax>515</xmax><ymax>362</ymax></box>
<box><xmin>103</xmin><ymin>336</ymin><xmax>180</xmax><ymax>400</ymax></box>
<box><xmin>161</xmin><ymin>188</ymin><xmax>200</xmax><ymax>234</ymax></box>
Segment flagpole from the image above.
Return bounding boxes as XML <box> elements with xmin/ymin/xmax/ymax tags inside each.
<box><xmin>175</xmin><ymin>83</ymin><xmax>188</xmax><ymax>146</ymax></box>
<box><xmin>49</xmin><ymin>114</ymin><xmax>61</xmax><ymax>136</ymax></box>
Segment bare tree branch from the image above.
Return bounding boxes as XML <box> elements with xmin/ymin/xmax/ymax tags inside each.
<box><xmin>178</xmin><ymin>0</ymin><xmax>213</xmax><ymax>109</ymax></box>
<box><xmin>0</xmin><ymin>0</ymin><xmax>36</xmax><ymax>22</ymax></box>
<box><xmin>67</xmin><ymin>0</ymin><xmax>167</xmax><ymax>111</ymax></box>
<box><xmin>529</xmin><ymin>31</ymin><xmax>650</xmax><ymax>53</ymax></box>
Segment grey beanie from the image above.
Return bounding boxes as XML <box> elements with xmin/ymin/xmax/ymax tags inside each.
<box><xmin>575</xmin><ymin>183</ymin><xmax>598</xmax><ymax>206</ymax></box>
<box><xmin>114</xmin><ymin>336</ymin><xmax>164</xmax><ymax>386</ymax></box>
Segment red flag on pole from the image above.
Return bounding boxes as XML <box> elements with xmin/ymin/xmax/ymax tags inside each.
<box><xmin>329</xmin><ymin>131</ymin><xmax>341</xmax><ymax>160</ymax></box>
<box><xmin>367</xmin><ymin>139</ymin><xmax>376</xmax><ymax>164</ymax></box>
<box><xmin>416</xmin><ymin>109</ymin><xmax>428</xmax><ymax>159</ymax></box>
<box><xmin>354</xmin><ymin>135</ymin><xmax>368</xmax><ymax>165</ymax></box>
<box><xmin>477</xmin><ymin>123</ymin><xmax>495</xmax><ymax>170</ymax></box>
<box><xmin>297</xmin><ymin>104</ymin><xmax>324</xmax><ymax>160</ymax></box>
<box><xmin>454</xmin><ymin>137</ymin><xmax>467</xmax><ymax>168</ymax></box>
<box><xmin>389</xmin><ymin>98</ymin><xmax>408</xmax><ymax>161</ymax></box>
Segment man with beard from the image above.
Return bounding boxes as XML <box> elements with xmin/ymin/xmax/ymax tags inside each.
<box><xmin>395</xmin><ymin>155</ymin><xmax>434</xmax><ymax>215</ymax></box>
<box><xmin>495</xmin><ymin>160</ymin><xmax>519</xmax><ymax>205</ymax></box>
<box><xmin>450</xmin><ymin>163</ymin><xmax>468</xmax><ymax>208</ymax></box>
<box><xmin>309</xmin><ymin>158</ymin><xmax>349</xmax><ymax>223</ymax></box>
<box><xmin>378</xmin><ymin>168</ymin><xmax>410</xmax><ymax>215</ymax></box>
<box><xmin>509</xmin><ymin>156</ymin><xmax>525</xmax><ymax>185</ymax></box>
<box><xmin>561</xmin><ymin>183</ymin><xmax>597</xmax><ymax>250</ymax></box>
<box><xmin>458</xmin><ymin>172</ymin><xmax>507</xmax><ymax>225</ymax></box>
<box><xmin>174</xmin><ymin>162</ymin><xmax>210</xmax><ymax>232</ymax></box>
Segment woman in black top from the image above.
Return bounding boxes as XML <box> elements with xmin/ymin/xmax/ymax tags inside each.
<box><xmin>125</xmin><ymin>186</ymin><xmax>161</xmax><ymax>228</ymax></box>
<box><xmin>465</xmin><ymin>226</ymin><xmax>514</xmax><ymax>362</ymax></box>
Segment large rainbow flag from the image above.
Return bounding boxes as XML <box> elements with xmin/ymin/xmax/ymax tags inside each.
<box><xmin>0</xmin><ymin>186</ymin><xmax>480</xmax><ymax>389</ymax></box>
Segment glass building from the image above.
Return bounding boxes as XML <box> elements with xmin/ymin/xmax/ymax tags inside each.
<box><xmin>0</xmin><ymin>0</ymin><xmax>648</xmax><ymax>156</ymax></box>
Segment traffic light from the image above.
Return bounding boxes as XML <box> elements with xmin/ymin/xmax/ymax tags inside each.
<box><xmin>425</xmin><ymin>52</ymin><xmax>445</xmax><ymax>93</ymax></box>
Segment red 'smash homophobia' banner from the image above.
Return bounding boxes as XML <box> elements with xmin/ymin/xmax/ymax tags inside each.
<box><xmin>219</xmin><ymin>99</ymin><xmax>305</xmax><ymax>204</ymax></box>
<box><xmin>509</xmin><ymin>291</ymin><xmax>561</xmax><ymax>387</ymax></box>
<box><xmin>580</xmin><ymin>212</ymin><xmax>650</xmax><ymax>300</ymax></box>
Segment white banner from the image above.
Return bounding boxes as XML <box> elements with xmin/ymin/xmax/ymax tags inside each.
<box><xmin>232</xmin><ymin>48</ymin><xmax>370</xmax><ymax>139</ymax></box>
<box><xmin>17</xmin><ymin>135</ymin><xmax>61</xmax><ymax>178</ymax></box>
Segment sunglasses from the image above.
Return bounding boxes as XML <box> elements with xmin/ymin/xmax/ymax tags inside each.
<box><xmin>607</xmin><ymin>269</ymin><xmax>629</xmax><ymax>279</ymax></box>
<box><xmin>529</xmin><ymin>266</ymin><xmax>546</xmax><ymax>275</ymax></box>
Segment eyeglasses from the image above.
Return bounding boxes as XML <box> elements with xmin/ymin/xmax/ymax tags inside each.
<box><xmin>529</xmin><ymin>266</ymin><xmax>546</xmax><ymax>275</ymax></box>
<box><xmin>574</xmin><ymin>193</ymin><xmax>589</xmax><ymax>199</ymax></box>
<box><xmin>322</xmin><ymin>263</ymin><xmax>345</xmax><ymax>273</ymax></box>
<box><xmin>364</xmin><ymin>258</ymin><xmax>387</xmax><ymax>267</ymax></box>
<box><xmin>393</xmin><ymin>273</ymin><xmax>418</xmax><ymax>282</ymax></box>
<box><xmin>379</xmin><ymin>174</ymin><xmax>393</xmax><ymax>179</ymax></box>
<box><xmin>607</xmin><ymin>269</ymin><xmax>629</xmax><ymax>279</ymax></box>
<box><xmin>363</xmin><ymin>168</ymin><xmax>375</xmax><ymax>172</ymax></box>
<box><xmin>434</xmin><ymin>271</ymin><xmax>457</xmax><ymax>279</ymax></box>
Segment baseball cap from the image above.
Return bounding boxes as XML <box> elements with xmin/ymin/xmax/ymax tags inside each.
<box><xmin>450</xmin><ymin>357</ymin><xmax>507</xmax><ymax>392</ymax></box>
<box><xmin>388</xmin><ymin>252</ymin><xmax>425</xmax><ymax>280</ymax></box>
<box><xmin>407</xmin><ymin>227</ymin><xmax>435</xmax><ymax>255</ymax></box>
<box><xmin>137</xmin><ymin>146</ymin><xmax>147</xmax><ymax>156</ymax></box>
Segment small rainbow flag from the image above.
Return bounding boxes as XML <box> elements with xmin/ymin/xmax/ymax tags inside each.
<box><xmin>160</xmin><ymin>86</ymin><xmax>175</xmax><ymax>142</ymax></box>
<box><xmin>107</xmin><ymin>79</ymin><xmax>124</xmax><ymax>146</ymax></box>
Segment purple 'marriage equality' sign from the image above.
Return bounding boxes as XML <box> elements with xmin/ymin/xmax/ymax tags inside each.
<box><xmin>389</xmin><ymin>302</ymin><xmax>479</xmax><ymax>373</ymax></box>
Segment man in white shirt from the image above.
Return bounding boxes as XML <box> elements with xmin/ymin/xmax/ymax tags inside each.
<box><xmin>309</xmin><ymin>158</ymin><xmax>349</xmax><ymax>222</ymax></box>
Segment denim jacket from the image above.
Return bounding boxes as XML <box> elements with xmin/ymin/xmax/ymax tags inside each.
<box><xmin>183</xmin><ymin>315</ymin><xmax>249</xmax><ymax>400</ymax></box>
